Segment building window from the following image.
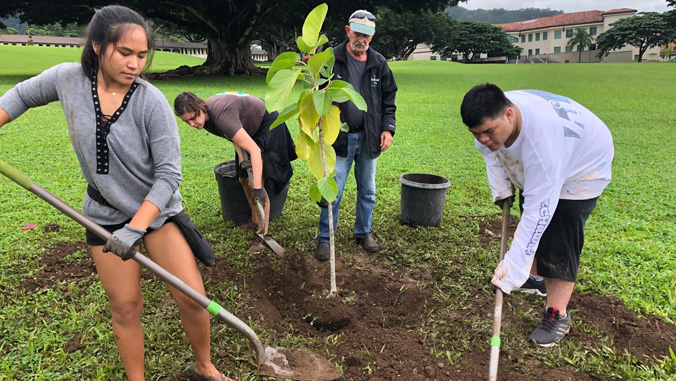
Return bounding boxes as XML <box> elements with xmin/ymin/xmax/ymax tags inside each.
<box><xmin>634</xmin><ymin>55</ymin><xmax>639</xmax><ymax>61</ymax></box>
<box><xmin>590</xmin><ymin>26</ymin><xmax>597</xmax><ymax>36</ymax></box>
<box><xmin>528</xmin><ymin>34</ymin><xmax>533</xmax><ymax>42</ymax></box>
<box><xmin>554</xmin><ymin>46</ymin><xmax>561</xmax><ymax>53</ymax></box>
<box><xmin>565</xmin><ymin>46</ymin><xmax>573</xmax><ymax>53</ymax></box>
<box><xmin>543</xmin><ymin>32</ymin><xmax>548</xmax><ymax>40</ymax></box>
<box><xmin>566</xmin><ymin>29</ymin><xmax>573</xmax><ymax>38</ymax></box>
<box><xmin>591</xmin><ymin>44</ymin><xmax>596</xmax><ymax>51</ymax></box>
<box><xmin>528</xmin><ymin>49</ymin><xmax>533</xmax><ymax>56</ymax></box>
<box><xmin>555</xmin><ymin>30</ymin><xmax>562</xmax><ymax>39</ymax></box>
<box><xmin>536</xmin><ymin>33</ymin><xmax>540</xmax><ymax>41</ymax></box>
<box><xmin>510</xmin><ymin>36</ymin><xmax>519</xmax><ymax>43</ymax></box>
<box><xmin>521</xmin><ymin>35</ymin><xmax>526</xmax><ymax>43</ymax></box>
<box><xmin>535</xmin><ymin>48</ymin><xmax>540</xmax><ymax>55</ymax></box>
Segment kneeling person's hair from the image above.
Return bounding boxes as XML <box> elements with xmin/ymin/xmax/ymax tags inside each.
<box><xmin>460</xmin><ymin>83</ymin><xmax>513</xmax><ymax>128</ymax></box>
<box><xmin>174</xmin><ymin>92</ymin><xmax>206</xmax><ymax>116</ymax></box>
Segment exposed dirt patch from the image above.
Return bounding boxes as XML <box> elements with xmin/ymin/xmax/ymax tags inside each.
<box><xmin>43</xmin><ymin>223</ymin><xmax>61</xmax><ymax>233</ymax></box>
<box><xmin>63</xmin><ymin>335</ymin><xmax>84</xmax><ymax>353</ymax></box>
<box><xmin>477</xmin><ymin>215</ymin><xmax>519</xmax><ymax>249</ymax></box>
<box><xmin>21</xmin><ymin>241</ymin><xmax>96</xmax><ymax>291</ymax></box>
<box><xmin>15</xmin><ymin>234</ymin><xmax>676</xmax><ymax>380</ymax></box>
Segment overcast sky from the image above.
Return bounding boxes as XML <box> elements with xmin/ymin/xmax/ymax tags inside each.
<box><xmin>461</xmin><ymin>0</ymin><xmax>671</xmax><ymax>13</ymax></box>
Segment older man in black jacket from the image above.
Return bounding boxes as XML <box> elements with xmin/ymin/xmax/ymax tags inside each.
<box><xmin>315</xmin><ymin>9</ymin><xmax>398</xmax><ymax>261</ymax></box>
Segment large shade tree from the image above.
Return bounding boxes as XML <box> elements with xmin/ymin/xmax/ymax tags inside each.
<box><xmin>430</xmin><ymin>21</ymin><xmax>521</xmax><ymax>62</ymax></box>
<box><xmin>596</xmin><ymin>12</ymin><xmax>675</xmax><ymax>62</ymax></box>
<box><xmin>368</xmin><ymin>8</ymin><xmax>456</xmax><ymax>61</ymax></box>
<box><xmin>567</xmin><ymin>27</ymin><xmax>593</xmax><ymax>63</ymax></box>
<box><xmin>0</xmin><ymin>0</ymin><xmax>466</xmax><ymax>76</ymax></box>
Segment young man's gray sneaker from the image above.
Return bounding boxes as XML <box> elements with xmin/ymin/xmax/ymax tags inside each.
<box><xmin>528</xmin><ymin>307</ymin><xmax>571</xmax><ymax>347</ymax></box>
<box><xmin>315</xmin><ymin>241</ymin><xmax>330</xmax><ymax>261</ymax></box>
<box><xmin>514</xmin><ymin>275</ymin><xmax>547</xmax><ymax>296</ymax></box>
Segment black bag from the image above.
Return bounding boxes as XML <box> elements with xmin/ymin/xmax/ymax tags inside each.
<box><xmin>168</xmin><ymin>211</ymin><xmax>214</xmax><ymax>267</ymax></box>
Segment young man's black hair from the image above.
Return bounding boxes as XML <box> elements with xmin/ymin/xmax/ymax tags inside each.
<box><xmin>460</xmin><ymin>83</ymin><xmax>513</xmax><ymax>128</ymax></box>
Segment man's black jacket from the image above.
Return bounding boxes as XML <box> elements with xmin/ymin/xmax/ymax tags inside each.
<box><xmin>332</xmin><ymin>41</ymin><xmax>397</xmax><ymax>159</ymax></box>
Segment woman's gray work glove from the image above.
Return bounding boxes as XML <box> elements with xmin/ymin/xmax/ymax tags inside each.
<box><xmin>103</xmin><ymin>224</ymin><xmax>146</xmax><ymax>260</ymax></box>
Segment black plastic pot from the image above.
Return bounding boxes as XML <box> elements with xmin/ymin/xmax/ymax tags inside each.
<box><xmin>399</xmin><ymin>173</ymin><xmax>450</xmax><ymax>227</ymax></box>
<box><xmin>214</xmin><ymin>161</ymin><xmax>288</xmax><ymax>224</ymax></box>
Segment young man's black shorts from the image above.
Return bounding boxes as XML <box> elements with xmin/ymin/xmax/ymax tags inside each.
<box><xmin>519</xmin><ymin>192</ymin><xmax>598</xmax><ymax>282</ymax></box>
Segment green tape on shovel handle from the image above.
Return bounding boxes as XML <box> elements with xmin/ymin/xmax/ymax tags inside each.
<box><xmin>490</xmin><ymin>336</ymin><xmax>500</xmax><ymax>347</ymax></box>
<box><xmin>0</xmin><ymin>159</ymin><xmax>34</xmax><ymax>189</ymax></box>
<box><xmin>206</xmin><ymin>301</ymin><xmax>222</xmax><ymax>316</ymax></box>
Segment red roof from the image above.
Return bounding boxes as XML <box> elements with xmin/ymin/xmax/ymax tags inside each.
<box><xmin>495</xmin><ymin>8</ymin><xmax>636</xmax><ymax>32</ymax></box>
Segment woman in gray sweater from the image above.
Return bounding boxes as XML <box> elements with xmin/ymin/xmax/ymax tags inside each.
<box><xmin>0</xmin><ymin>6</ymin><xmax>228</xmax><ymax>381</ymax></box>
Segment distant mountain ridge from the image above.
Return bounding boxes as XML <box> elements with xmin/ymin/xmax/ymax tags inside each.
<box><xmin>1</xmin><ymin>16</ymin><xmax>27</xmax><ymax>34</ymax></box>
<box><xmin>446</xmin><ymin>7</ymin><xmax>563</xmax><ymax>24</ymax></box>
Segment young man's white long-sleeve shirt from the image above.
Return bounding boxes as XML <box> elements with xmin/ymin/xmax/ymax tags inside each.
<box><xmin>477</xmin><ymin>90</ymin><xmax>614</xmax><ymax>293</ymax></box>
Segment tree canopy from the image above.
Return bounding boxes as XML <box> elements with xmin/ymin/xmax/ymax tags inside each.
<box><xmin>368</xmin><ymin>8</ymin><xmax>456</xmax><ymax>61</ymax></box>
<box><xmin>567</xmin><ymin>27</ymin><xmax>593</xmax><ymax>63</ymax></box>
<box><xmin>430</xmin><ymin>20</ymin><xmax>521</xmax><ymax>62</ymax></box>
<box><xmin>595</xmin><ymin>12</ymin><xmax>676</xmax><ymax>62</ymax></box>
<box><xmin>0</xmin><ymin>0</ymin><xmax>467</xmax><ymax>76</ymax></box>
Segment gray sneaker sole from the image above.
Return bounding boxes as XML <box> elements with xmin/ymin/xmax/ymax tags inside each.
<box><xmin>529</xmin><ymin>325</ymin><xmax>570</xmax><ymax>347</ymax></box>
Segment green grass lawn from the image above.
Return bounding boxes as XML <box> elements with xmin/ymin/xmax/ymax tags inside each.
<box><xmin>0</xmin><ymin>45</ymin><xmax>205</xmax><ymax>75</ymax></box>
<box><xmin>0</xmin><ymin>47</ymin><xmax>675</xmax><ymax>379</ymax></box>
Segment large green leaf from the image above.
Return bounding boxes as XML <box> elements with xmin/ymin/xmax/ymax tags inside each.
<box><xmin>270</xmin><ymin>103</ymin><xmax>299</xmax><ymax>129</ymax></box>
<box><xmin>326</xmin><ymin>88</ymin><xmax>349</xmax><ymax>103</ymax></box>
<box><xmin>338</xmin><ymin>87</ymin><xmax>367</xmax><ymax>111</ymax></box>
<box><xmin>313</xmin><ymin>89</ymin><xmax>332</xmax><ymax>116</ymax></box>
<box><xmin>295</xmin><ymin>130</ymin><xmax>313</xmax><ymax>161</ymax></box>
<box><xmin>321</xmin><ymin>105</ymin><xmax>341</xmax><ymax>145</ymax></box>
<box><xmin>328</xmin><ymin>80</ymin><xmax>367</xmax><ymax>111</ymax></box>
<box><xmin>308</xmin><ymin>142</ymin><xmax>336</xmax><ymax>179</ymax></box>
<box><xmin>317</xmin><ymin>177</ymin><xmax>338</xmax><ymax>203</ymax></box>
<box><xmin>299</xmin><ymin>92</ymin><xmax>320</xmax><ymax>134</ymax></box>
<box><xmin>296</xmin><ymin>36</ymin><xmax>312</xmax><ymax>54</ymax></box>
<box><xmin>308</xmin><ymin>50</ymin><xmax>333</xmax><ymax>77</ymax></box>
<box><xmin>327</xmin><ymin>80</ymin><xmax>350</xmax><ymax>89</ymax></box>
<box><xmin>308</xmin><ymin>182</ymin><xmax>322</xmax><ymax>202</ymax></box>
<box><xmin>317</xmin><ymin>34</ymin><xmax>329</xmax><ymax>48</ymax></box>
<box><xmin>266</xmin><ymin>52</ymin><xmax>300</xmax><ymax>84</ymax></box>
<box><xmin>265</xmin><ymin>69</ymin><xmax>300</xmax><ymax>112</ymax></box>
<box><xmin>302</xmin><ymin>3</ymin><xmax>328</xmax><ymax>49</ymax></box>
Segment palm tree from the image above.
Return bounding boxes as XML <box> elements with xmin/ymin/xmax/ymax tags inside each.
<box><xmin>567</xmin><ymin>27</ymin><xmax>594</xmax><ymax>63</ymax></box>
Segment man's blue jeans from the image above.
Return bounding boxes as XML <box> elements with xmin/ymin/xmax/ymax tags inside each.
<box><xmin>318</xmin><ymin>131</ymin><xmax>377</xmax><ymax>242</ymax></box>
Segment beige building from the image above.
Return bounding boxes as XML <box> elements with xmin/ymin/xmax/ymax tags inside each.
<box><xmin>496</xmin><ymin>8</ymin><xmax>661</xmax><ymax>63</ymax></box>
<box><xmin>0</xmin><ymin>34</ymin><xmax>209</xmax><ymax>58</ymax></box>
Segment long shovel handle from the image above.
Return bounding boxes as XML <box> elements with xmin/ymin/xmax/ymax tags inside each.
<box><xmin>488</xmin><ymin>202</ymin><xmax>510</xmax><ymax>380</ymax></box>
<box><xmin>0</xmin><ymin>158</ymin><xmax>267</xmax><ymax>365</ymax></box>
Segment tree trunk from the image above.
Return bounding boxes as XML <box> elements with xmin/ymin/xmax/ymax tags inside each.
<box><xmin>152</xmin><ymin>36</ymin><xmax>263</xmax><ymax>78</ymax></box>
<box><xmin>205</xmin><ymin>37</ymin><xmax>261</xmax><ymax>75</ymax></box>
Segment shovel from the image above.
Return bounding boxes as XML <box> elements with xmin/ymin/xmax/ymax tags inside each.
<box><xmin>237</xmin><ymin>151</ymin><xmax>285</xmax><ymax>257</ymax></box>
<box><xmin>488</xmin><ymin>202</ymin><xmax>510</xmax><ymax>380</ymax></box>
<box><xmin>0</xmin><ymin>158</ymin><xmax>340</xmax><ymax>380</ymax></box>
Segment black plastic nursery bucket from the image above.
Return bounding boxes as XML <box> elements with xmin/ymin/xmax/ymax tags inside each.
<box><xmin>399</xmin><ymin>173</ymin><xmax>450</xmax><ymax>227</ymax></box>
<box><xmin>214</xmin><ymin>161</ymin><xmax>288</xmax><ymax>224</ymax></box>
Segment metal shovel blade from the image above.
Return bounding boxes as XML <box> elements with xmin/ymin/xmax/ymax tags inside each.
<box><xmin>258</xmin><ymin>346</ymin><xmax>342</xmax><ymax>380</ymax></box>
<box><xmin>253</xmin><ymin>230</ymin><xmax>285</xmax><ymax>257</ymax></box>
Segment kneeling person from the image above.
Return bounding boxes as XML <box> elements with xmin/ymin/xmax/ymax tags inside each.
<box><xmin>460</xmin><ymin>83</ymin><xmax>614</xmax><ymax>347</ymax></box>
<box><xmin>175</xmin><ymin>91</ymin><xmax>296</xmax><ymax>252</ymax></box>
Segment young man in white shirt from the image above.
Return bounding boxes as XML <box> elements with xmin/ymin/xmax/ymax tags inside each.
<box><xmin>460</xmin><ymin>83</ymin><xmax>614</xmax><ymax>346</ymax></box>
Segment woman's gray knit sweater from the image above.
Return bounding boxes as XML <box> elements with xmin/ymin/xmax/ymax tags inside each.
<box><xmin>0</xmin><ymin>63</ymin><xmax>183</xmax><ymax>229</ymax></box>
